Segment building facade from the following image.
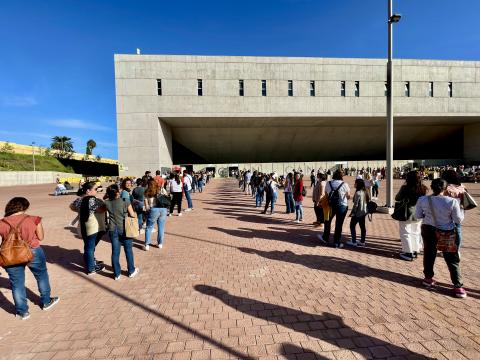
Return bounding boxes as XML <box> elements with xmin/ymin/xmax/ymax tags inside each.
<box><xmin>114</xmin><ymin>54</ymin><xmax>480</xmax><ymax>176</ymax></box>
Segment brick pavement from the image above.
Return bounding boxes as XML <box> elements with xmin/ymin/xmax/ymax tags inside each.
<box><xmin>0</xmin><ymin>178</ymin><xmax>479</xmax><ymax>359</ymax></box>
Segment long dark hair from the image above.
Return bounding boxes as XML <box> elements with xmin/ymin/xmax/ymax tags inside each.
<box><xmin>4</xmin><ymin>197</ymin><xmax>30</xmax><ymax>217</ymax></box>
<box><xmin>332</xmin><ymin>169</ymin><xmax>344</xmax><ymax>180</ymax></box>
<box><xmin>174</xmin><ymin>173</ymin><xmax>181</xmax><ymax>185</ymax></box>
<box><xmin>106</xmin><ymin>184</ymin><xmax>120</xmax><ymax>201</ymax></box>
<box><xmin>77</xmin><ymin>181</ymin><xmax>96</xmax><ymax>196</ymax></box>
<box><xmin>442</xmin><ymin>169</ymin><xmax>461</xmax><ymax>186</ymax></box>
<box><xmin>405</xmin><ymin>171</ymin><xmax>425</xmax><ymax>195</ymax></box>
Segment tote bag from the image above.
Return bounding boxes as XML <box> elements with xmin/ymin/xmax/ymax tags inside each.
<box><xmin>125</xmin><ymin>215</ymin><xmax>139</xmax><ymax>238</ymax></box>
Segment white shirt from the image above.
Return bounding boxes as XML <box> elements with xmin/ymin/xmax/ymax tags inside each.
<box><xmin>169</xmin><ymin>180</ymin><xmax>183</xmax><ymax>193</ymax></box>
<box><xmin>325</xmin><ymin>180</ymin><xmax>351</xmax><ymax>206</ymax></box>
<box><xmin>183</xmin><ymin>174</ymin><xmax>192</xmax><ymax>191</ymax></box>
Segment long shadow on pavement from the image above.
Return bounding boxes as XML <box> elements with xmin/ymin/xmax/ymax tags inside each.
<box><xmin>194</xmin><ymin>284</ymin><xmax>435</xmax><ymax>359</ymax></box>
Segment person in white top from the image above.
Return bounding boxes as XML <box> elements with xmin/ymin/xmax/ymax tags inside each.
<box><xmin>183</xmin><ymin>170</ymin><xmax>194</xmax><ymax>211</ymax></box>
<box><xmin>168</xmin><ymin>173</ymin><xmax>183</xmax><ymax>216</ymax></box>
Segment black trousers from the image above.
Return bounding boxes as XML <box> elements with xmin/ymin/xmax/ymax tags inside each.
<box><xmin>421</xmin><ymin>224</ymin><xmax>462</xmax><ymax>287</ymax></box>
<box><xmin>313</xmin><ymin>205</ymin><xmax>324</xmax><ymax>223</ymax></box>
<box><xmin>170</xmin><ymin>192</ymin><xmax>183</xmax><ymax>214</ymax></box>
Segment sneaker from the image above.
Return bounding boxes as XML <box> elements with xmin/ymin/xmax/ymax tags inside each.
<box><xmin>357</xmin><ymin>241</ymin><xmax>366</xmax><ymax>247</ymax></box>
<box><xmin>87</xmin><ymin>264</ymin><xmax>105</xmax><ymax>275</ymax></box>
<box><xmin>16</xmin><ymin>312</ymin><xmax>30</xmax><ymax>320</ymax></box>
<box><xmin>178</xmin><ymin>213</ymin><xmax>182</xmax><ymax>217</ymax></box>
<box><xmin>139</xmin><ymin>229</ymin><xmax>145</xmax><ymax>235</ymax></box>
<box><xmin>94</xmin><ymin>259</ymin><xmax>104</xmax><ymax>265</ymax></box>
<box><xmin>317</xmin><ymin>234</ymin><xmax>327</xmax><ymax>245</ymax></box>
<box><xmin>158</xmin><ymin>243</ymin><xmax>163</xmax><ymax>249</ymax></box>
<box><xmin>454</xmin><ymin>287</ymin><xmax>467</xmax><ymax>298</ymax></box>
<box><xmin>346</xmin><ymin>241</ymin><xmax>357</xmax><ymax>247</ymax></box>
<box><xmin>400</xmin><ymin>252</ymin><xmax>414</xmax><ymax>261</ymax></box>
<box><xmin>43</xmin><ymin>297</ymin><xmax>60</xmax><ymax>311</ymax></box>
<box><xmin>114</xmin><ymin>275</ymin><xmax>121</xmax><ymax>281</ymax></box>
<box><xmin>413</xmin><ymin>251</ymin><xmax>418</xmax><ymax>258</ymax></box>
<box><xmin>167</xmin><ymin>213</ymin><xmax>172</xmax><ymax>217</ymax></box>
<box><xmin>144</xmin><ymin>245</ymin><xmax>150</xmax><ymax>251</ymax></box>
<box><xmin>335</xmin><ymin>243</ymin><xmax>344</xmax><ymax>249</ymax></box>
<box><xmin>299</xmin><ymin>219</ymin><xmax>303</xmax><ymax>222</ymax></box>
<box><xmin>422</xmin><ymin>278</ymin><xmax>436</xmax><ymax>287</ymax></box>
<box><xmin>128</xmin><ymin>268</ymin><xmax>140</xmax><ymax>278</ymax></box>
<box><xmin>295</xmin><ymin>219</ymin><xmax>300</xmax><ymax>223</ymax></box>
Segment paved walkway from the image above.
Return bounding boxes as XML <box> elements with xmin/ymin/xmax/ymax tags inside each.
<box><xmin>0</xmin><ymin>178</ymin><xmax>479</xmax><ymax>360</ymax></box>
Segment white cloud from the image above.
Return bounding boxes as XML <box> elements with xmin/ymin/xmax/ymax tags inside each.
<box><xmin>0</xmin><ymin>130</ymin><xmax>51</xmax><ymax>139</ymax></box>
<box><xmin>0</xmin><ymin>96</ymin><xmax>38</xmax><ymax>107</ymax></box>
<box><xmin>47</xmin><ymin>119</ymin><xmax>112</xmax><ymax>132</ymax></box>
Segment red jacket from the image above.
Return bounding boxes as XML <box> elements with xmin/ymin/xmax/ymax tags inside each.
<box><xmin>293</xmin><ymin>180</ymin><xmax>304</xmax><ymax>202</ymax></box>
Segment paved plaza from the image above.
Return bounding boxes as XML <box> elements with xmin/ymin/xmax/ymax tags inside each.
<box><xmin>0</xmin><ymin>178</ymin><xmax>479</xmax><ymax>360</ymax></box>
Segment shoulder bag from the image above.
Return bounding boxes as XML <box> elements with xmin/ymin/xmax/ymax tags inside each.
<box><xmin>462</xmin><ymin>190</ymin><xmax>477</xmax><ymax>211</ymax></box>
<box><xmin>427</xmin><ymin>197</ymin><xmax>457</xmax><ymax>253</ymax></box>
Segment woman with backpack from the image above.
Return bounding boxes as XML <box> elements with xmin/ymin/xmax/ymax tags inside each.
<box><xmin>262</xmin><ymin>174</ymin><xmax>278</xmax><ymax>215</ymax></box>
<box><xmin>347</xmin><ymin>179</ymin><xmax>369</xmax><ymax>247</ymax></box>
<box><xmin>394</xmin><ymin>171</ymin><xmax>427</xmax><ymax>261</ymax></box>
<box><xmin>105</xmin><ymin>185</ymin><xmax>139</xmax><ymax>280</ymax></box>
<box><xmin>283</xmin><ymin>173</ymin><xmax>295</xmax><ymax>214</ymax></box>
<box><xmin>319</xmin><ymin>169</ymin><xmax>351</xmax><ymax>248</ymax></box>
<box><xmin>293</xmin><ymin>173</ymin><xmax>304</xmax><ymax>222</ymax></box>
<box><xmin>144</xmin><ymin>179</ymin><xmax>169</xmax><ymax>250</ymax></box>
<box><xmin>255</xmin><ymin>174</ymin><xmax>265</xmax><ymax>208</ymax></box>
<box><xmin>415</xmin><ymin>178</ymin><xmax>466</xmax><ymax>298</ymax></box>
<box><xmin>169</xmin><ymin>173</ymin><xmax>183</xmax><ymax>216</ymax></box>
<box><xmin>0</xmin><ymin>197</ymin><xmax>60</xmax><ymax>319</ymax></box>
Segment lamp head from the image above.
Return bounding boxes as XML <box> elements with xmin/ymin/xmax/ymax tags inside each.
<box><xmin>389</xmin><ymin>14</ymin><xmax>402</xmax><ymax>23</ymax></box>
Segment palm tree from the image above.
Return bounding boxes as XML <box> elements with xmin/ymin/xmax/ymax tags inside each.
<box><xmin>86</xmin><ymin>139</ymin><xmax>96</xmax><ymax>156</ymax></box>
<box><xmin>50</xmin><ymin>136</ymin><xmax>74</xmax><ymax>158</ymax></box>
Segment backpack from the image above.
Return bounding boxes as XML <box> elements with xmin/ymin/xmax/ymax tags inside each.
<box><xmin>327</xmin><ymin>181</ymin><xmax>344</xmax><ymax>209</ymax></box>
<box><xmin>0</xmin><ymin>217</ymin><xmax>34</xmax><ymax>267</ymax></box>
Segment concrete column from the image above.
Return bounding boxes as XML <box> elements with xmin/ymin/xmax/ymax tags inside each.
<box><xmin>464</xmin><ymin>123</ymin><xmax>480</xmax><ymax>162</ymax></box>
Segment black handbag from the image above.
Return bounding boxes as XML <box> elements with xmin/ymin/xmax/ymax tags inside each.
<box><xmin>156</xmin><ymin>194</ymin><xmax>171</xmax><ymax>208</ymax></box>
<box><xmin>391</xmin><ymin>199</ymin><xmax>408</xmax><ymax>221</ymax></box>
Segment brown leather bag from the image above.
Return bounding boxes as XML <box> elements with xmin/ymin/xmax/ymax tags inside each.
<box><xmin>0</xmin><ymin>216</ymin><xmax>34</xmax><ymax>267</ymax></box>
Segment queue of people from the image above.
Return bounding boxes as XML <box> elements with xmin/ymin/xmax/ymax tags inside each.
<box><xmin>237</xmin><ymin>167</ymin><xmax>473</xmax><ymax>298</ymax></box>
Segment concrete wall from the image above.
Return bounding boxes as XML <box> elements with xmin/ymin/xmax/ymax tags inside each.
<box><xmin>114</xmin><ymin>55</ymin><xmax>480</xmax><ymax>175</ymax></box>
<box><xmin>0</xmin><ymin>172</ymin><xmax>82</xmax><ymax>187</ymax></box>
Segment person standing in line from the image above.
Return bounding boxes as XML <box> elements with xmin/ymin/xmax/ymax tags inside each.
<box><xmin>262</xmin><ymin>174</ymin><xmax>278</xmax><ymax>215</ymax></box>
<box><xmin>395</xmin><ymin>171</ymin><xmax>427</xmax><ymax>261</ymax></box>
<box><xmin>283</xmin><ymin>173</ymin><xmax>295</xmax><ymax>214</ymax></box>
<box><xmin>244</xmin><ymin>170</ymin><xmax>252</xmax><ymax>194</ymax></box>
<box><xmin>144</xmin><ymin>179</ymin><xmax>169</xmax><ymax>251</ymax></box>
<box><xmin>104</xmin><ymin>185</ymin><xmax>139</xmax><ymax>280</ymax></box>
<box><xmin>372</xmin><ymin>171</ymin><xmax>381</xmax><ymax>199</ymax></box>
<box><xmin>293</xmin><ymin>173</ymin><xmax>304</xmax><ymax>222</ymax></box>
<box><xmin>312</xmin><ymin>172</ymin><xmax>326</xmax><ymax>227</ymax></box>
<box><xmin>415</xmin><ymin>178</ymin><xmax>466</xmax><ymax>298</ymax></box>
<box><xmin>198</xmin><ymin>173</ymin><xmax>204</xmax><ymax>193</ymax></box>
<box><xmin>0</xmin><ymin>197</ymin><xmax>60</xmax><ymax>319</ymax></box>
<box><xmin>183</xmin><ymin>170</ymin><xmax>194</xmax><ymax>212</ymax></box>
<box><xmin>120</xmin><ymin>178</ymin><xmax>134</xmax><ymax>204</ymax></box>
<box><xmin>132</xmin><ymin>178</ymin><xmax>146</xmax><ymax>234</ymax></box>
<box><xmin>442</xmin><ymin>169</ymin><xmax>467</xmax><ymax>248</ymax></box>
<box><xmin>154</xmin><ymin>170</ymin><xmax>165</xmax><ymax>189</ymax></box>
<box><xmin>347</xmin><ymin>179</ymin><xmax>369</xmax><ymax>247</ymax></box>
<box><xmin>169</xmin><ymin>173</ymin><xmax>183</xmax><ymax>216</ymax></box>
<box><xmin>364</xmin><ymin>172</ymin><xmax>373</xmax><ymax>200</ymax></box>
<box><xmin>318</xmin><ymin>169</ymin><xmax>351</xmax><ymax>248</ymax></box>
<box><xmin>255</xmin><ymin>174</ymin><xmax>265</xmax><ymax>208</ymax></box>
<box><xmin>72</xmin><ymin>182</ymin><xmax>106</xmax><ymax>275</ymax></box>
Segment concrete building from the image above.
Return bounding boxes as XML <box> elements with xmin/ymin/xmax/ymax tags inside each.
<box><xmin>114</xmin><ymin>54</ymin><xmax>480</xmax><ymax>176</ymax></box>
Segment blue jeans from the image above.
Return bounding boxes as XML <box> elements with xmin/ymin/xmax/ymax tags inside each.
<box><xmin>256</xmin><ymin>191</ymin><xmax>264</xmax><ymax>207</ymax></box>
<box><xmin>184</xmin><ymin>189</ymin><xmax>193</xmax><ymax>209</ymax></box>
<box><xmin>134</xmin><ymin>202</ymin><xmax>144</xmax><ymax>229</ymax></box>
<box><xmin>5</xmin><ymin>247</ymin><xmax>51</xmax><ymax>315</ymax></box>
<box><xmin>83</xmin><ymin>233</ymin><xmax>100</xmax><ymax>272</ymax></box>
<box><xmin>284</xmin><ymin>192</ymin><xmax>295</xmax><ymax>213</ymax></box>
<box><xmin>146</xmin><ymin>207</ymin><xmax>168</xmax><ymax>246</ymax></box>
<box><xmin>109</xmin><ymin>226</ymin><xmax>135</xmax><ymax>277</ymax></box>
<box><xmin>295</xmin><ymin>203</ymin><xmax>303</xmax><ymax>220</ymax></box>
<box><xmin>323</xmin><ymin>205</ymin><xmax>348</xmax><ymax>245</ymax></box>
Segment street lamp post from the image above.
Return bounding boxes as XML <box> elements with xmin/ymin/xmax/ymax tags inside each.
<box><xmin>32</xmin><ymin>141</ymin><xmax>36</xmax><ymax>172</ymax></box>
<box><xmin>386</xmin><ymin>0</ymin><xmax>401</xmax><ymax>208</ymax></box>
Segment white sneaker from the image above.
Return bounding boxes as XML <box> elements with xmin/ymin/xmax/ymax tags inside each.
<box><xmin>144</xmin><ymin>245</ymin><xmax>150</xmax><ymax>251</ymax></box>
<box><xmin>158</xmin><ymin>243</ymin><xmax>163</xmax><ymax>249</ymax></box>
<box><xmin>128</xmin><ymin>268</ymin><xmax>139</xmax><ymax>278</ymax></box>
<box><xmin>178</xmin><ymin>213</ymin><xmax>182</xmax><ymax>217</ymax></box>
<box><xmin>114</xmin><ymin>275</ymin><xmax>121</xmax><ymax>281</ymax></box>
<box><xmin>295</xmin><ymin>219</ymin><xmax>300</xmax><ymax>223</ymax></box>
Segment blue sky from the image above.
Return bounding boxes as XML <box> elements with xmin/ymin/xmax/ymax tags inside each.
<box><xmin>1</xmin><ymin>0</ymin><xmax>479</xmax><ymax>159</ymax></box>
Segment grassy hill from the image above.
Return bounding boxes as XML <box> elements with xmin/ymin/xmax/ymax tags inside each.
<box><xmin>0</xmin><ymin>152</ymin><xmax>73</xmax><ymax>172</ymax></box>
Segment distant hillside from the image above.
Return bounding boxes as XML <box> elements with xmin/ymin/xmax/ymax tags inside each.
<box><xmin>0</xmin><ymin>152</ymin><xmax>73</xmax><ymax>172</ymax></box>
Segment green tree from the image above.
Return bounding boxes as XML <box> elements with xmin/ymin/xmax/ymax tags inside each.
<box><xmin>50</xmin><ymin>136</ymin><xmax>74</xmax><ymax>158</ymax></box>
<box><xmin>0</xmin><ymin>142</ymin><xmax>14</xmax><ymax>153</ymax></box>
<box><xmin>86</xmin><ymin>139</ymin><xmax>96</xmax><ymax>156</ymax></box>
